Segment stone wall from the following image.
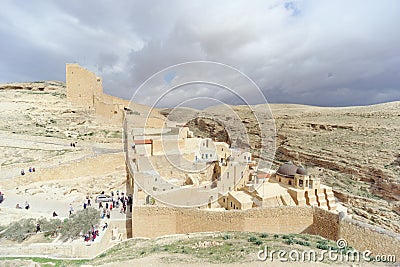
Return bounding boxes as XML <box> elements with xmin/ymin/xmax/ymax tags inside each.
<box><xmin>339</xmin><ymin>217</ymin><xmax>400</xmax><ymax>259</ymax></box>
<box><xmin>132</xmin><ymin>206</ymin><xmax>314</xmax><ymax>238</ymax></box>
<box><xmin>310</xmin><ymin>206</ymin><xmax>339</xmax><ymax>240</ymax></box>
<box><xmin>131</xmin><ymin>205</ymin><xmax>399</xmax><ymax>259</ymax></box>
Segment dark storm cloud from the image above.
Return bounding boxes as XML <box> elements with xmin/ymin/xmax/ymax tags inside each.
<box><xmin>0</xmin><ymin>0</ymin><xmax>399</xmax><ymax>107</ymax></box>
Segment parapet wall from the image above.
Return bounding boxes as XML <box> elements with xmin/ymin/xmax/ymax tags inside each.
<box><xmin>132</xmin><ymin>206</ymin><xmax>314</xmax><ymax>238</ymax></box>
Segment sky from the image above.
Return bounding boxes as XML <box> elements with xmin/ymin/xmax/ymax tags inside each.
<box><xmin>0</xmin><ymin>0</ymin><xmax>399</xmax><ymax>107</ymax></box>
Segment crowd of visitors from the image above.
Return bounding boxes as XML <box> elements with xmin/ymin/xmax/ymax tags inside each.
<box><xmin>11</xmin><ymin>188</ymin><xmax>129</xmax><ymax>242</ymax></box>
<box><xmin>20</xmin><ymin>167</ymin><xmax>36</xmax><ymax>176</ymax></box>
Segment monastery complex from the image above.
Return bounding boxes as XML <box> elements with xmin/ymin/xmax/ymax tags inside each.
<box><xmin>66</xmin><ymin>63</ymin><xmax>337</xmax><ymax>212</ymax></box>
<box><xmin>63</xmin><ymin>64</ymin><xmax>400</xmax><ymax>260</ymax></box>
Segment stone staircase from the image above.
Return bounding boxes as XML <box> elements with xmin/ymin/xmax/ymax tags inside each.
<box><xmin>324</xmin><ymin>188</ymin><xmax>337</xmax><ymax>210</ymax></box>
<box><xmin>280</xmin><ymin>193</ymin><xmax>296</xmax><ymax>206</ymax></box>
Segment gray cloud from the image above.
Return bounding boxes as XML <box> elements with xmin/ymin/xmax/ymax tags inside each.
<box><xmin>0</xmin><ymin>0</ymin><xmax>399</xmax><ymax>107</ymax></box>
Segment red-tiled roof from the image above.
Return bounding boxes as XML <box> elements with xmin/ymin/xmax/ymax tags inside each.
<box><xmin>134</xmin><ymin>139</ymin><xmax>152</xmax><ymax>145</ymax></box>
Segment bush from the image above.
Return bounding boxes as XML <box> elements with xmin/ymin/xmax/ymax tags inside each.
<box><xmin>282</xmin><ymin>235</ymin><xmax>291</xmax><ymax>239</ymax></box>
<box><xmin>0</xmin><ymin>207</ymin><xmax>100</xmax><ymax>243</ymax></box>
<box><xmin>285</xmin><ymin>238</ymin><xmax>294</xmax><ymax>245</ymax></box>
<box><xmin>0</xmin><ymin>218</ymin><xmax>36</xmax><ymax>242</ymax></box>
<box><xmin>59</xmin><ymin>208</ymin><xmax>100</xmax><ymax>241</ymax></box>
<box><xmin>295</xmin><ymin>240</ymin><xmax>311</xmax><ymax>246</ymax></box>
<box><xmin>260</xmin><ymin>233</ymin><xmax>268</xmax><ymax>238</ymax></box>
<box><xmin>37</xmin><ymin>217</ymin><xmax>62</xmax><ymax>237</ymax></box>
<box><xmin>273</xmin><ymin>234</ymin><xmax>279</xmax><ymax>239</ymax></box>
<box><xmin>248</xmin><ymin>236</ymin><xmax>257</xmax><ymax>242</ymax></box>
<box><xmin>222</xmin><ymin>234</ymin><xmax>231</xmax><ymax>240</ymax></box>
<box><xmin>316</xmin><ymin>243</ymin><xmax>329</xmax><ymax>250</ymax></box>
<box><xmin>255</xmin><ymin>240</ymin><xmax>263</xmax><ymax>245</ymax></box>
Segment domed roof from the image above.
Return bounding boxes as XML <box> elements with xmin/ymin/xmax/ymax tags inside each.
<box><xmin>276</xmin><ymin>162</ymin><xmax>298</xmax><ymax>177</ymax></box>
<box><xmin>296</xmin><ymin>167</ymin><xmax>308</xmax><ymax>175</ymax></box>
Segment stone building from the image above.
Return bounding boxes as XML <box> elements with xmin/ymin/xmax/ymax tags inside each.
<box><xmin>274</xmin><ymin>161</ymin><xmax>336</xmax><ymax>210</ymax></box>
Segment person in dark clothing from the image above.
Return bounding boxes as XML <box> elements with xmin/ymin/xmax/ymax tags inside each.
<box><xmin>52</xmin><ymin>211</ymin><xmax>58</xmax><ymax>217</ymax></box>
<box><xmin>36</xmin><ymin>223</ymin><xmax>41</xmax><ymax>233</ymax></box>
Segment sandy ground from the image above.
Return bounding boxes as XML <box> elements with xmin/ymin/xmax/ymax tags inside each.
<box><xmin>97</xmin><ymin>254</ymin><xmax>384</xmax><ymax>267</ymax></box>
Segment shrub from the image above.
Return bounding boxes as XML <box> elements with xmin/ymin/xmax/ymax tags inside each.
<box><xmin>295</xmin><ymin>240</ymin><xmax>311</xmax><ymax>246</ymax></box>
<box><xmin>260</xmin><ymin>233</ymin><xmax>268</xmax><ymax>238</ymax></box>
<box><xmin>37</xmin><ymin>217</ymin><xmax>62</xmax><ymax>237</ymax></box>
<box><xmin>0</xmin><ymin>218</ymin><xmax>36</xmax><ymax>242</ymax></box>
<box><xmin>59</xmin><ymin>207</ymin><xmax>100</xmax><ymax>241</ymax></box>
<box><xmin>282</xmin><ymin>235</ymin><xmax>291</xmax><ymax>239</ymax></box>
<box><xmin>273</xmin><ymin>234</ymin><xmax>279</xmax><ymax>239</ymax></box>
<box><xmin>316</xmin><ymin>243</ymin><xmax>329</xmax><ymax>250</ymax></box>
<box><xmin>255</xmin><ymin>240</ymin><xmax>263</xmax><ymax>246</ymax></box>
<box><xmin>222</xmin><ymin>234</ymin><xmax>231</xmax><ymax>240</ymax></box>
<box><xmin>285</xmin><ymin>238</ymin><xmax>294</xmax><ymax>245</ymax></box>
<box><xmin>0</xmin><ymin>208</ymin><xmax>100</xmax><ymax>242</ymax></box>
<box><xmin>317</xmin><ymin>239</ymin><xmax>328</xmax><ymax>245</ymax></box>
<box><xmin>248</xmin><ymin>236</ymin><xmax>257</xmax><ymax>242</ymax></box>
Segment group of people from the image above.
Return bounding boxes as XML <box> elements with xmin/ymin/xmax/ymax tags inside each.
<box><xmin>98</xmin><ymin>191</ymin><xmax>133</xmax><ymax>216</ymax></box>
<box><xmin>20</xmin><ymin>167</ymin><xmax>36</xmax><ymax>176</ymax></box>
<box><xmin>70</xmin><ymin>142</ymin><xmax>76</xmax><ymax>147</ymax></box>
<box><xmin>15</xmin><ymin>201</ymin><xmax>30</xmax><ymax>209</ymax></box>
<box><xmin>83</xmin><ymin>197</ymin><xmax>92</xmax><ymax>209</ymax></box>
<box><xmin>83</xmin><ymin>225</ymin><xmax>100</xmax><ymax>242</ymax></box>
<box><xmin>83</xmin><ymin>223</ymin><xmax>108</xmax><ymax>242</ymax></box>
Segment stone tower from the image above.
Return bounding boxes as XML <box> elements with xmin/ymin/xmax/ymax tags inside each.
<box><xmin>66</xmin><ymin>63</ymin><xmax>103</xmax><ymax>109</ymax></box>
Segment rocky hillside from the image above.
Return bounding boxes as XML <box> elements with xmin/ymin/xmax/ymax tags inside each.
<box><xmin>0</xmin><ymin>81</ymin><xmax>65</xmax><ymax>91</ymax></box>
<box><xmin>162</xmin><ymin>102</ymin><xmax>400</xmax><ymax>233</ymax></box>
<box><xmin>270</xmin><ymin>103</ymin><xmax>400</xmax><ymax>232</ymax></box>
<box><xmin>0</xmin><ymin>81</ymin><xmax>123</xmax><ymax>176</ymax></box>
<box><xmin>1</xmin><ymin>81</ymin><xmax>398</xmax><ymax>233</ymax></box>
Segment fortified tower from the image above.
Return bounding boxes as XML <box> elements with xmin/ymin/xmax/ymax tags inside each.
<box><xmin>65</xmin><ymin>63</ymin><xmax>130</xmax><ymax>121</ymax></box>
<box><xmin>66</xmin><ymin>63</ymin><xmax>103</xmax><ymax>109</ymax></box>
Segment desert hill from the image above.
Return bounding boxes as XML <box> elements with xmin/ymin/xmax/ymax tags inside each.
<box><xmin>0</xmin><ymin>81</ymin><xmax>126</xmax><ymax>223</ymax></box>
<box><xmin>0</xmin><ymin>82</ymin><xmax>399</xmax><ymax>233</ymax></box>
<box><xmin>161</xmin><ymin>101</ymin><xmax>400</xmax><ymax>233</ymax></box>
